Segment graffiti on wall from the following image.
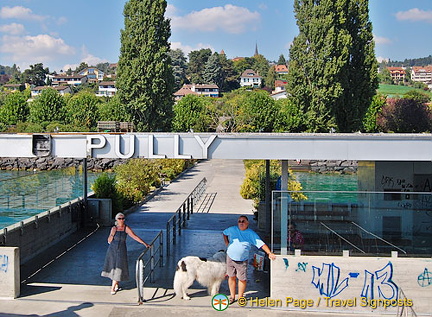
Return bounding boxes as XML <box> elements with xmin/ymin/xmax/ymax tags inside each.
<box><xmin>417</xmin><ymin>268</ymin><xmax>432</xmax><ymax>287</ymax></box>
<box><xmin>0</xmin><ymin>254</ymin><xmax>8</xmax><ymax>273</ymax></box>
<box><xmin>309</xmin><ymin>261</ymin><xmax>399</xmax><ymax>300</ymax></box>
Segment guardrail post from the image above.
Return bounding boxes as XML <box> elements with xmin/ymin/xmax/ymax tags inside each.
<box><xmin>150</xmin><ymin>245</ymin><xmax>155</xmax><ymax>283</ymax></box>
<box><xmin>160</xmin><ymin>233</ymin><xmax>164</xmax><ymax>267</ymax></box>
<box><xmin>173</xmin><ymin>214</ymin><xmax>177</xmax><ymax>245</ymax></box>
<box><xmin>166</xmin><ymin>221</ymin><xmax>170</xmax><ymax>257</ymax></box>
<box><xmin>182</xmin><ymin>203</ymin><xmax>186</xmax><ymax>227</ymax></box>
<box><xmin>187</xmin><ymin>198</ymin><xmax>190</xmax><ymax>220</ymax></box>
<box><xmin>191</xmin><ymin>197</ymin><xmax>194</xmax><ymax>214</ymax></box>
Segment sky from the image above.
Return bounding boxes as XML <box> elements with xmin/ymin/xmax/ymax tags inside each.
<box><xmin>0</xmin><ymin>0</ymin><xmax>431</xmax><ymax>72</ymax></box>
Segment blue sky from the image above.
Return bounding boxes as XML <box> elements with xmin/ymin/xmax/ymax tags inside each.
<box><xmin>0</xmin><ymin>0</ymin><xmax>431</xmax><ymax>72</ymax></box>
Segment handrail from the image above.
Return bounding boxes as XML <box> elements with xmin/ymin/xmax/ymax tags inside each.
<box><xmin>350</xmin><ymin>221</ymin><xmax>407</xmax><ymax>255</ymax></box>
<box><xmin>320</xmin><ymin>222</ymin><xmax>366</xmax><ymax>254</ymax></box>
<box><xmin>136</xmin><ymin>177</ymin><xmax>207</xmax><ymax>304</ymax></box>
<box><xmin>166</xmin><ymin>177</ymin><xmax>207</xmax><ymax>257</ymax></box>
<box><xmin>136</xmin><ymin>230</ymin><xmax>164</xmax><ymax>304</ymax></box>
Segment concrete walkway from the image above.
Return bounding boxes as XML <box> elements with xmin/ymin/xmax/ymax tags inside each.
<box><xmin>0</xmin><ymin>159</ymin><xmax>371</xmax><ymax>317</ymax></box>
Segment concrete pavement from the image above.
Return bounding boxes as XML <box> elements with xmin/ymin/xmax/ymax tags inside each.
<box><xmin>0</xmin><ymin>159</ymin><xmax>373</xmax><ymax>317</ymax></box>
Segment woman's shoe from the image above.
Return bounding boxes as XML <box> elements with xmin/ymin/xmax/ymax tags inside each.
<box><xmin>110</xmin><ymin>290</ymin><xmax>116</xmax><ymax>295</ymax></box>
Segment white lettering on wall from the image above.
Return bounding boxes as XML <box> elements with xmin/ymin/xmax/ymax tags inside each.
<box><xmin>85</xmin><ymin>134</ymin><xmax>218</xmax><ymax>159</ymax></box>
<box><xmin>87</xmin><ymin>135</ymin><xmax>106</xmax><ymax>156</ymax></box>
<box><xmin>194</xmin><ymin>135</ymin><xmax>216</xmax><ymax>159</ymax></box>
<box><xmin>148</xmin><ymin>135</ymin><xmax>166</xmax><ymax>158</ymax></box>
<box><xmin>115</xmin><ymin>134</ymin><xmax>135</xmax><ymax>159</ymax></box>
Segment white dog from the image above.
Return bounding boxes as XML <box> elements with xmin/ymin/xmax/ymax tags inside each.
<box><xmin>173</xmin><ymin>250</ymin><xmax>226</xmax><ymax>300</ymax></box>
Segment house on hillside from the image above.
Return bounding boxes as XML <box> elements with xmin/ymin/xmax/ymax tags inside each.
<box><xmin>387</xmin><ymin>67</ymin><xmax>406</xmax><ymax>83</ymax></box>
<box><xmin>30</xmin><ymin>86</ymin><xmax>72</xmax><ymax>98</ymax></box>
<box><xmin>274</xmin><ymin>64</ymin><xmax>288</xmax><ymax>75</ymax></box>
<box><xmin>96</xmin><ymin>81</ymin><xmax>117</xmax><ymax>97</ymax></box>
<box><xmin>271</xmin><ymin>80</ymin><xmax>288</xmax><ymax>100</ymax></box>
<box><xmin>78</xmin><ymin>67</ymin><xmax>105</xmax><ymax>83</ymax></box>
<box><xmin>240</xmin><ymin>69</ymin><xmax>262</xmax><ymax>88</ymax></box>
<box><xmin>174</xmin><ymin>84</ymin><xmax>219</xmax><ymax>100</ymax></box>
<box><xmin>3</xmin><ymin>83</ymin><xmax>24</xmax><ymax>92</ymax></box>
<box><xmin>411</xmin><ymin>66</ymin><xmax>432</xmax><ymax>89</ymax></box>
<box><xmin>52</xmin><ymin>74</ymin><xmax>88</xmax><ymax>86</ymax></box>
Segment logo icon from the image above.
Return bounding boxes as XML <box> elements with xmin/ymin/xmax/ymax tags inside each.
<box><xmin>212</xmin><ymin>293</ymin><xmax>229</xmax><ymax>311</ymax></box>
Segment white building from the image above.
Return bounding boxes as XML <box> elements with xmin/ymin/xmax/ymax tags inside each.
<box><xmin>239</xmin><ymin>69</ymin><xmax>262</xmax><ymax>88</ymax></box>
<box><xmin>96</xmin><ymin>81</ymin><xmax>117</xmax><ymax>97</ymax></box>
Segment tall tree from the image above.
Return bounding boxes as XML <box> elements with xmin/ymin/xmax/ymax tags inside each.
<box><xmin>203</xmin><ymin>53</ymin><xmax>223</xmax><ymax>88</ymax></box>
<box><xmin>29</xmin><ymin>88</ymin><xmax>65</xmax><ymax>124</ymax></box>
<box><xmin>277</xmin><ymin>54</ymin><xmax>287</xmax><ymax>65</ymax></box>
<box><xmin>116</xmin><ymin>0</ymin><xmax>174</xmax><ymax>131</ymax></box>
<box><xmin>0</xmin><ymin>91</ymin><xmax>29</xmax><ymax>125</ymax></box>
<box><xmin>21</xmin><ymin>63</ymin><xmax>48</xmax><ymax>86</ymax></box>
<box><xmin>187</xmin><ymin>48</ymin><xmax>212</xmax><ymax>84</ymax></box>
<box><xmin>168</xmin><ymin>48</ymin><xmax>188</xmax><ymax>90</ymax></box>
<box><xmin>287</xmin><ymin>0</ymin><xmax>378</xmax><ymax>132</ymax></box>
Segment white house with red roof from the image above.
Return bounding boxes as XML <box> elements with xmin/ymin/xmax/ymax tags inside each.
<box><xmin>240</xmin><ymin>69</ymin><xmax>262</xmax><ymax>88</ymax></box>
<box><xmin>174</xmin><ymin>84</ymin><xmax>219</xmax><ymax>100</ymax></box>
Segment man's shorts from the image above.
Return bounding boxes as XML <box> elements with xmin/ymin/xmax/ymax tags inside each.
<box><xmin>227</xmin><ymin>256</ymin><xmax>248</xmax><ymax>281</ymax></box>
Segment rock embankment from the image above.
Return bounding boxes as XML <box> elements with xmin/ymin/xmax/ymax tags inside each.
<box><xmin>0</xmin><ymin>157</ymin><xmax>127</xmax><ymax>171</ymax></box>
<box><xmin>289</xmin><ymin>160</ymin><xmax>357</xmax><ymax>174</ymax></box>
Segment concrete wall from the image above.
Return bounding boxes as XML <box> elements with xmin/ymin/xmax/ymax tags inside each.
<box><xmin>270</xmin><ymin>253</ymin><xmax>431</xmax><ymax>315</ymax></box>
<box><xmin>0</xmin><ymin>197</ymin><xmax>84</xmax><ymax>264</ymax></box>
<box><xmin>0</xmin><ymin>247</ymin><xmax>19</xmax><ymax>299</ymax></box>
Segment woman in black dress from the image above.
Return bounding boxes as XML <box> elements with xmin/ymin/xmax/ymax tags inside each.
<box><xmin>101</xmin><ymin>212</ymin><xmax>150</xmax><ymax>294</ymax></box>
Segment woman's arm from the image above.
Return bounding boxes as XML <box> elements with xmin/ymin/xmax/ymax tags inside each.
<box><xmin>125</xmin><ymin>226</ymin><xmax>150</xmax><ymax>248</ymax></box>
<box><xmin>107</xmin><ymin>226</ymin><xmax>117</xmax><ymax>244</ymax></box>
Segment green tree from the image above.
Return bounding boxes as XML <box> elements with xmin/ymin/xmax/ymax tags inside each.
<box><xmin>203</xmin><ymin>53</ymin><xmax>223</xmax><ymax>88</ymax></box>
<box><xmin>277</xmin><ymin>54</ymin><xmax>287</xmax><ymax>65</ymax></box>
<box><xmin>274</xmin><ymin>98</ymin><xmax>307</xmax><ymax>132</ymax></box>
<box><xmin>251</xmin><ymin>54</ymin><xmax>269</xmax><ymax>82</ymax></box>
<box><xmin>363</xmin><ymin>94</ymin><xmax>386</xmax><ymax>133</ymax></box>
<box><xmin>218</xmin><ymin>53</ymin><xmax>240</xmax><ymax>92</ymax></box>
<box><xmin>236</xmin><ymin>90</ymin><xmax>278</xmax><ymax>132</ymax></box>
<box><xmin>172</xmin><ymin>95</ymin><xmax>212</xmax><ymax>132</ymax></box>
<box><xmin>378</xmin><ymin>68</ymin><xmax>392</xmax><ymax>84</ymax></box>
<box><xmin>29</xmin><ymin>88</ymin><xmax>66</xmax><ymax>124</ymax></box>
<box><xmin>403</xmin><ymin>90</ymin><xmax>430</xmax><ymax>105</ymax></box>
<box><xmin>75</xmin><ymin>62</ymin><xmax>89</xmax><ymax>73</ymax></box>
<box><xmin>168</xmin><ymin>48</ymin><xmax>188</xmax><ymax>90</ymax></box>
<box><xmin>98</xmin><ymin>95</ymin><xmax>128</xmax><ymax>121</ymax></box>
<box><xmin>287</xmin><ymin>0</ymin><xmax>378</xmax><ymax>132</ymax></box>
<box><xmin>0</xmin><ymin>91</ymin><xmax>29</xmax><ymax>125</ymax></box>
<box><xmin>265</xmin><ymin>65</ymin><xmax>277</xmax><ymax>90</ymax></box>
<box><xmin>187</xmin><ymin>48</ymin><xmax>212</xmax><ymax>83</ymax></box>
<box><xmin>21</xmin><ymin>63</ymin><xmax>48</xmax><ymax>86</ymax></box>
<box><xmin>65</xmin><ymin>91</ymin><xmax>101</xmax><ymax>129</ymax></box>
<box><xmin>117</xmin><ymin>0</ymin><xmax>174</xmax><ymax>131</ymax></box>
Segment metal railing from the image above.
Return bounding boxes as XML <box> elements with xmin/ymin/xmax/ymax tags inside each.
<box><xmin>136</xmin><ymin>230</ymin><xmax>164</xmax><ymax>304</ymax></box>
<box><xmin>166</xmin><ymin>177</ymin><xmax>207</xmax><ymax>257</ymax></box>
<box><xmin>135</xmin><ymin>177</ymin><xmax>207</xmax><ymax>303</ymax></box>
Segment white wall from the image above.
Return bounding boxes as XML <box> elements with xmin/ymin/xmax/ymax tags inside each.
<box><xmin>270</xmin><ymin>254</ymin><xmax>431</xmax><ymax>315</ymax></box>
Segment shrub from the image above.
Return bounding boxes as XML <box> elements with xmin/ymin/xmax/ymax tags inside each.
<box><xmin>240</xmin><ymin>160</ymin><xmax>307</xmax><ymax>208</ymax></box>
<box><xmin>91</xmin><ymin>173</ymin><xmax>124</xmax><ymax>214</ymax></box>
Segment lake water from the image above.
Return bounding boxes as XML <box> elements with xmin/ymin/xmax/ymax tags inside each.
<box><xmin>293</xmin><ymin>171</ymin><xmax>358</xmax><ymax>203</ymax></box>
<box><xmin>0</xmin><ymin>169</ymin><xmax>358</xmax><ymax>230</ymax></box>
<box><xmin>0</xmin><ymin>169</ymin><xmax>98</xmax><ymax>230</ymax></box>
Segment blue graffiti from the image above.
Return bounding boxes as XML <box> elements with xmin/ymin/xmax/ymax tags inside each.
<box><xmin>283</xmin><ymin>258</ymin><xmax>289</xmax><ymax>271</ymax></box>
<box><xmin>417</xmin><ymin>268</ymin><xmax>432</xmax><ymax>287</ymax></box>
<box><xmin>0</xmin><ymin>254</ymin><xmax>9</xmax><ymax>273</ymax></box>
<box><xmin>311</xmin><ymin>263</ymin><xmax>349</xmax><ymax>298</ymax></box>
<box><xmin>349</xmin><ymin>272</ymin><xmax>360</xmax><ymax>278</ymax></box>
<box><xmin>296</xmin><ymin>262</ymin><xmax>308</xmax><ymax>272</ymax></box>
<box><xmin>361</xmin><ymin>262</ymin><xmax>398</xmax><ymax>300</ymax></box>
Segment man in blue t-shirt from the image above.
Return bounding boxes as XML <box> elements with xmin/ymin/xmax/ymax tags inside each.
<box><xmin>223</xmin><ymin>215</ymin><xmax>276</xmax><ymax>304</ymax></box>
